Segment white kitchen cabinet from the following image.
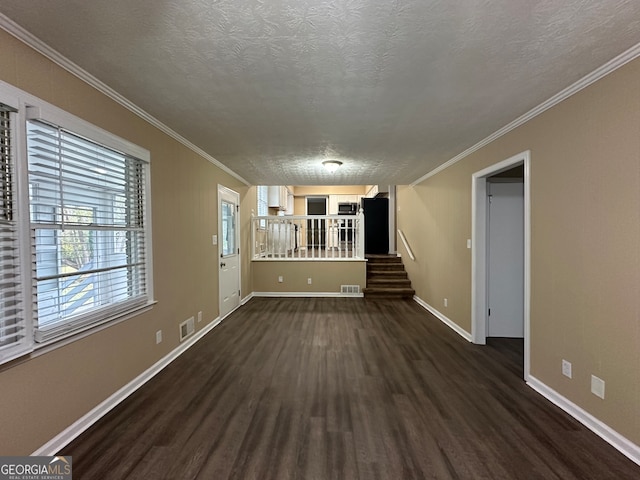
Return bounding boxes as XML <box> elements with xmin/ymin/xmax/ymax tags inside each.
<box><xmin>328</xmin><ymin>195</ymin><xmax>339</xmax><ymax>214</ymax></box>
<box><xmin>328</xmin><ymin>194</ymin><xmax>361</xmax><ymax>214</ymax></box>
<box><xmin>268</xmin><ymin>186</ymin><xmax>289</xmax><ymax>210</ymax></box>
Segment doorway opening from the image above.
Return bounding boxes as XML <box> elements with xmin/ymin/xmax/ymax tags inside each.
<box><xmin>471</xmin><ymin>151</ymin><xmax>531</xmax><ymax>380</ymax></box>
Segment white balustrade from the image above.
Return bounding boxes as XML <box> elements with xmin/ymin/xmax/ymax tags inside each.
<box><xmin>251</xmin><ymin>213</ymin><xmax>364</xmax><ymax>260</ymax></box>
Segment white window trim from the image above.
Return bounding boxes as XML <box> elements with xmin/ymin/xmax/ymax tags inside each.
<box><xmin>0</xmin><ymin>91</ymin><xmax>33</xmax><ymax>364</ymax></box>
<box><xmin>25</xmin><ymin>105</ymin><xmax>149</xmax><ymax>162</ymax></box>
<box><xmin>0</xmin><ymin>79</ymin><xmax>155</xmax><ymax>362</ymax></box>
<box><xmin>257</xmin><ymin>185</ymin><xmax>268</xmax><ymax>229</ymax></box>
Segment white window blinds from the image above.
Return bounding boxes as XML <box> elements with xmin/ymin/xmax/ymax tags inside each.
<box><xmin>0</xmin><ymin>104</ymin><xmax>32</xmax><ymax>363</ymax></box>
<box><xmin>26</xmin><ymin>119</ymin><xmax>149</xmax><ymax>342</ymax></box>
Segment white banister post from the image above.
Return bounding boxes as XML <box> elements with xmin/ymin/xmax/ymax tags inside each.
<box><xmin>357</xmin><ymin>208</ymin><xmax>365</xmax><ymax>259</ymax></box>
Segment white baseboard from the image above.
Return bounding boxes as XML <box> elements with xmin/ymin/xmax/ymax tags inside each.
<box><xmin>32</xmin><ymin>315</ymin><xmax>223</xmax><ymax>456</ymax></box>
<box><xmin>413</xmin><ymin>295</ymin><xmax>472</xmax><ymax>342</ymax></box>
<box><xmin>412</xmin><ymin>293</ymin><xmax>640</xmax><ymax>465</ymax></box>
<box><xmin>527</xmin><ymin>376</ymin><xmax>640</xmax><ymax>467</ymax></box>
<box><xmin>252</xmin><ymin>292</ymin><xmax>363</xmax><ymax>298</ymax></box>
<box><xmin>413</xmin><ymin>293</ymin><xmax>640</xmax><ymax>466</ymax></box>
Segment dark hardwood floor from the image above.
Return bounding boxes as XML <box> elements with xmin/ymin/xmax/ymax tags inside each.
<box><xmin>60</xmin><ymin>298</ymin><xmax>640</xmax><ymax>479</ymax></box>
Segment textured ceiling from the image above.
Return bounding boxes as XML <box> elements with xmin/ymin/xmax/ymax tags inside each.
<box><xmin>0</xmin><ymin>1</ymin><xmax>639</xmax><ymax>185</ymax></box>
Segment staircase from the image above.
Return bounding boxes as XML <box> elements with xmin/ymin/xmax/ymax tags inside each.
<box><xmin>364</xmin><ymin>254</ymin><xmax>415</xmax><ymax>299</ymax></box>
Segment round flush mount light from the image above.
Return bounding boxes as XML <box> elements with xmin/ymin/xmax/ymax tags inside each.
<box><xmin>322</xmin><ymin>160</ymin><xmax>343</xmax><ymax>173</ymax></box>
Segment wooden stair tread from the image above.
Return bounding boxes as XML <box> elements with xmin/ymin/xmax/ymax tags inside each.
<box><xmin>366</xmin><ymin>255</ymin><xmax>403</xmax><ymax>263</ymax></box>
<box><xmin>367</xmin><ymin>286</ymin><xmax>412</xmax><ymax>291</ymax></box>
<box><xmin>365</xmin><ymin>254</ymin><xmax>402</xmax><ymax>258</ymax></box>
<box><xmin>362</xmin><ymin>288</ymin><xmax>415</xmax><ymax>299</ymax></box>
<box><xmin>367</xmin><ymin>278</ymin><xmax>412</xmax><ymax>286</ymax></box>
<box><xmin>364</xmin><ymin>254</ymin><xmax>414</xmax><ymax>299</ymax></box>
<box><xmin>368</xmin><ymin>270</ymin><xmax>408</xmax><ymax>277</ymax></box>
<box><xmin>367</xmin><ymin>264</ymin><xmax>405</xmax><ymax>271</ymax></box>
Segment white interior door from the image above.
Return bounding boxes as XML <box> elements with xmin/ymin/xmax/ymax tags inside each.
<box><xmin>487</xmin><ymin>181</ymin><xmax>524</xmax><ymax>338</ymax></box>
<box><xmin>218</xmin><ymin>185</ymin><xmax>240</xmax><ymax>318</ymax></box>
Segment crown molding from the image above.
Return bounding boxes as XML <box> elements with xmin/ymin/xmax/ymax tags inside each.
<box><xmin>411</xmin><ymin>41</ymin><xmax>640</xmax><ymax>186</ymax></box>
<box><xmin>0</xmin><ymin>13</ymin><xmax>249</xmax><ymax>186</ymax></box>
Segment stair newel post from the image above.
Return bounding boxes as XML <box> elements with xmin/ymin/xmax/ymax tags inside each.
<box><xmin>357</xmin><ymin>207</ymin><xmax>365</xmax><ymax>259</ymax></box>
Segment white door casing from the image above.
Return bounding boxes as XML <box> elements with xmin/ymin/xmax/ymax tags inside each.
<box><xmin>471</xmin><ymin>150</ymin><xmax>531</xmax><ymax>380</ymax></box>
<box><xmin>487</xmin><ymin>181</ymin><xmax>524</xmax><ymax>338</ymax></box>
<box><xmin>218</xmin><ymin>185</ymin><xmax>240</xmax><ymax>319</ymax></box>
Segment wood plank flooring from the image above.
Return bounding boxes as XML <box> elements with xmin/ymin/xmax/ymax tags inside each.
<box><xmin>60</xmin><ymin>298</ymin><xmax>640</xmax><ymax>479</ymax></box>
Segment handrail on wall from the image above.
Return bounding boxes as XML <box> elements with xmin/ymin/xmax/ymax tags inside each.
<box><xmin>397</xmin><ymin>229</ymin><xmax>415</xmax><ymax>261</ymax></box>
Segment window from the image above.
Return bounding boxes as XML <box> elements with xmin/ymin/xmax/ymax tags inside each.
<box><xmin>0</xmin><ymin>103</ymin><xmax>31</xmax><ymax>364</ymax></box>
<box><xmin>257</xmin><ymin>185</ymin><xmax>268</xmax><ymax>228</ymax></box>
<box><xmin>0</xmin><ymin>82</ymin><xmax>154</xmax><ymax>364</ymax></box>
<box><xmin>26</xmin><ymin>119</ymin><xmax>150</xmax><ymax>343</ymax></box>
<box><xmin>221</xmin><ymin>200</ymin><xmax>236</xmax><ymax>256</ymax></box>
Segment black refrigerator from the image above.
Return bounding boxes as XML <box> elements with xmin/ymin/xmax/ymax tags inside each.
<box><xmin>361</xmin><ymin>197</ymin><xmax>389</xmax><ymax>254</ymax></box>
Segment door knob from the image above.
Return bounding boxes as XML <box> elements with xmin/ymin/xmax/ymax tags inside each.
<box><xmin>220</xmin><ymin>262</ymin><xmax>226</xmax><ymax>268</ymax></box>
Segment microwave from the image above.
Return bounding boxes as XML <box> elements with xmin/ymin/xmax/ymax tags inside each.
<box><xmin>338</xmin><ymin>202</ymin><xmax>358</xmax><ymax>215</ymax></box>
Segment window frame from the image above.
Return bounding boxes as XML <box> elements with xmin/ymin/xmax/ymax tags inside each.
<box><xmin>0</xmin><ymin>80</ymin><xmax>154</xmax><ymax>362</ymax></box>
<box><xmin>257</xmin><ymin>185</ymin><xmax>268</xmax><ymax>229</ymax></box>
<box><xmin>0</xmin><ymin>97</ymin><xmax>33</xmax><ymax>364</ymax></box>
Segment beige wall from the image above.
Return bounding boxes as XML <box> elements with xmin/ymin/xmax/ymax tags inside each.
<box><xmin>241</xmin><ymin>186</ymin><xmax>257</xmax><ymax>298</ymax></box>
<box><xmin>252</xmin><ymin>261</ymin><xmax>366</xmax><ymax>293</ymax></box>
<box><xmin>291</xmin><ymin>185</ymin><xmax>367</xmax><ymax>196</ymax></box>
<box><xmin>292</xmin><ymin>185</ymin><xmax>366</xmax><ymax>215</ymax></box>
<box><xmin>397</xmin><ymin>58</ymin><xmax>640</xmax><ymax>445</ymax></box>
<box><xmin>294</xmin><ymin>196</ymin><xmax>307</xmax><ymax>215</ymax></box>
<box><xmin>0</xmin><ymin>30</ymin><xmax>250</xmax><ymax>454</ymax></box>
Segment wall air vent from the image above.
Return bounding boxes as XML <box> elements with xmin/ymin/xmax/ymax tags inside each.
<box><xmin>179</xmin><ymin>316</ymin><xmax>195</xmax><ymax>342</ymax></box>
<box><xmin>341</xmin><ymin>285</ymin><xmax>361</xmax><ymax>295</ymax></box>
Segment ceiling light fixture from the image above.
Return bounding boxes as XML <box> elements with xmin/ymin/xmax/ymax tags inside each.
<box><xmin>322</xmin><ymin>160</ymin><xmax>343</xmax><ymax>173</ymax></box>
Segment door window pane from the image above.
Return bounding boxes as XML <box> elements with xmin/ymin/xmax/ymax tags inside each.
<box><xmin>222</xmin><ymin>200</ymin><xmax>235</xmax><ymax>256</ymax></box>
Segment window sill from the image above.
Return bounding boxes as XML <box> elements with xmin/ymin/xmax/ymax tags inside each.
<box><xmin>0</xmin><ymin>301</ymin><xmax>157</xmax><ymax>374</ymax></box>
<box><xmin>33</xmin><ymin>300</ymin><xmax>157</xmax><ymax>355</ymax></box>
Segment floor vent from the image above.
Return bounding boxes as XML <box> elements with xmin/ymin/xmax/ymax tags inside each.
<box><xmin>341</xmin><ymin>285</ymin><xmax>361</xmax><ymax>295</ymax></box>
<box><xmin>180</xmin><ymin>317</ymin><xmax>195</xmax><ymax>341</ymax></box>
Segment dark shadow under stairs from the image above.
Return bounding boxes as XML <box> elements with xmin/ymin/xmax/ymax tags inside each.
<box><xmin>363</xmin><ymin>254</ymin><xmax>415</xmax><ymax>299</ymax></box>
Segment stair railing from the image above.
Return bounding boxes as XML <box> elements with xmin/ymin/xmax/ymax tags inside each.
<box><xmin>251</xmin><ymin>212</ymin><xmax>365</xmax><ymax>260</ymax></box>
<box><xmin>397</xmin><ymin>229</ymin><xmax>415</xmax><ymax>261</ymax></box>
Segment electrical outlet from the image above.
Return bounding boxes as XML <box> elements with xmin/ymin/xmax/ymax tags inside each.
<box><xmin>307</xmin><ymin>277</ymin><xmax>312</xmax><ymax>285</ymax></box>
<box><xmin>444</xmin><ymin>298</ymin><xmax>448</xmax><ymax>307</ymax></box>
<box><xmin>156</xmin><ymin>330</ymin><xmax>162</xmax><ymax>344</ymax></box>
<box><xmin>562</xmin><ymin>359</ymin><xmax>572</xmax><ymax>378</ymax></box>
<box><xmin>278</xmin><ymin>275</ymin><xmax>283</xmax><ymax>283</ymax></box>
<box><xmin>197</xmin><ymin>311</ymin><xmax>202</xmax><ymax>323</ymax></box>
<box><xmin>591</xmin><ymin>375</ymin><xmax>605</xmax><ymax>399</ymax></box>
